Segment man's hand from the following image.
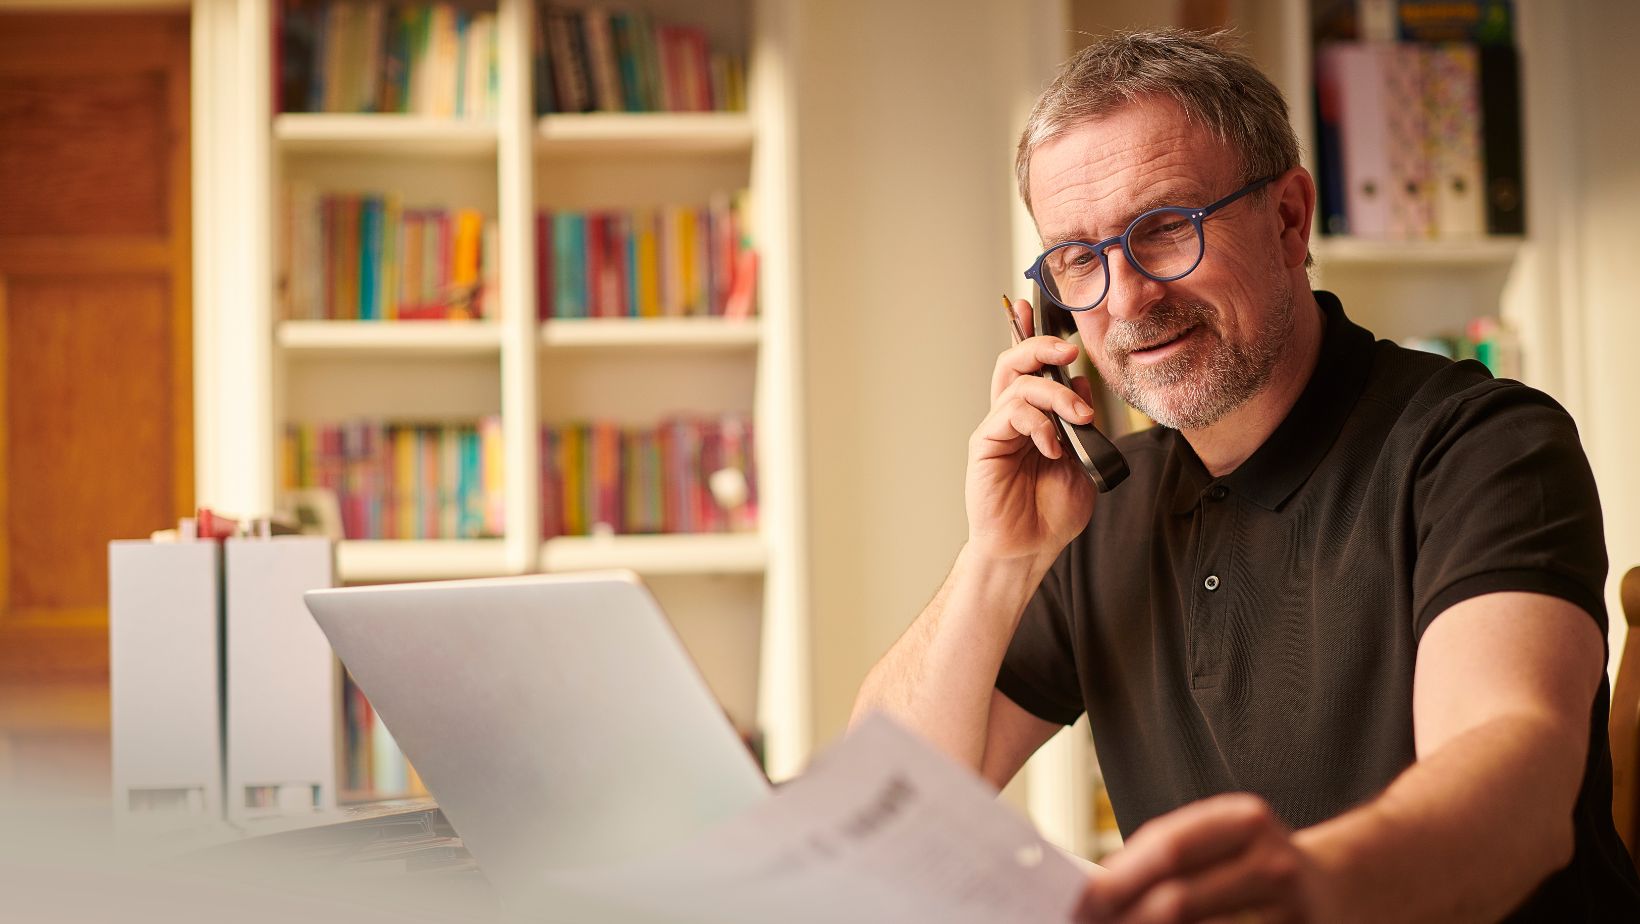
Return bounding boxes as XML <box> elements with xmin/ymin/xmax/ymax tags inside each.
<box><xmin>1073</xmin><ymin>794</ymin><xmax>1327</xmax><ymax>924</ymax></box>
<box><xmin>967</xmin><ymin>297</ymin><xmax>1099</xmax><ymax>566</ymax></box>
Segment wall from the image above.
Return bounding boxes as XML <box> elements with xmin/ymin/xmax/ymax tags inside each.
<box><xmin>794</xmin><ymin>0</ymin><xmax>1062</xmax><ymax>747</ymax></box>
<box><xmin>1566</xmin><ymin>1</ymin><xmax>1640</xmax><ymax>664</ymax></box>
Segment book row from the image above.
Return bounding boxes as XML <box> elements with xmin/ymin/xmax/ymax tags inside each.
<box><xmin>341</xmin><ymin>671</ymin><xmax>428</xmax><ymax>797</ymax></box>
<box><xmin>280</xmin><ymin>190</ymin><xmax>498</xmax><ymax>321</ymax></box>
<box><xmin>1312</xmin><ymin>0</ymin><xmax>1515</xmax><ymax>45</ymax></box>
<box><xmin>282</xmin><ymin>419</ymin><xmax>506</xmax><ymax>540</ymax></box>
<box><xmin>536</xmin><ymin>196</ymin><xmax>756</xmax><ymax>320</ymax></box>
<box><xmin>1314</xmin><ymin>41</ymin><xmax>1524</xmax><ymax>240</ymax></box>
<box><xmin>534</xmin><ymin>5</ymin><xmax>745</xmax><ymax>115</ymax></box>
<box><xmin>1399</xmin><ymin>315</ymin><xmax>1522</xmax><ymax>379</ymax></box>
<box><xmin>541</xmin><ymin>416</ymin><xmax>757</xmax><ymax>538</ymax></box>
<box><xmin>279</xmin><ymin>1</ymin><xmax>499</xmax><ymax>117</ymax></box>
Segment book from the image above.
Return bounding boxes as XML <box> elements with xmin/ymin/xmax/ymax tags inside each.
<box><xmin>581</xmin><ymin>8</ymin><xmax>622</xmax><ymax>113</ymax></box>
<box><xmin>534</xmin><ymin>4</ymin><xmax>744</xmax><ymax>115</ymax></box>
<box><xmin>282</xmin><ymin>194</ymin><xmax>494</xmax><ymax>322</ymax></box>
<box><xmin>1396</xmin><ymin>0</ymin><xmax>1514</xmax><ymax>43</ymax></box>
<box><xmin>539</xmin><ymin>415</ymin><xmax>756</xmax><ymax>538</ymax></box>
<box><xmin>285</xmin><ymin>418</ymin><xmax>504</xmax><ymax>540</ymax></box>
<box><xmin>1422</xmin><ymin>44</ymin><xmax>1486</xmax><ymax>238</ymax></box>
<box><xmin>1478</xmin><ymin>43</ymin><xmax>1525</xmax><ymax>234</ymax></box>
<box><xmin>275</xmin><ymin>0</ymin><xmax>498</xmax><ymax>116</ymax></box>
<box><xmin>1382</xmin><ymin>44</ymin><xmax>1432</xmax><ymax>239</ymax></box>
<box><xmin>1317</xmin><ymin>42</ymin><xmax>1393</xmax><ymax>238</ymax></box>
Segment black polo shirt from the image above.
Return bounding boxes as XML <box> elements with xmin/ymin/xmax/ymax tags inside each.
<box><xmin>997</xmin><ymin>291</ymin><xmax>1640</xmax><ymax>918</ymax></box>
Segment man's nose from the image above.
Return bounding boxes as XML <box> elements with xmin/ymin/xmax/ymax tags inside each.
<box><xmin>1102</xmin><ymin>245</ymin><xmax>1165</xmax><ymax>322</ymax></box>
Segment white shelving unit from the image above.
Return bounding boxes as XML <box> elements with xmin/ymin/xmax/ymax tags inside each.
<box><xmin>1015</xmin><ymin>0</ymin><xmax>1572</xmax><ymax>860</ymax></box>
<box><xmin>334</xmin><ymin>539</ymin><xmax>510</xmax><ymax>583</ymax></box>
<box><xmin>1312</xmin><ymin>236</ymin><xmax>1524</xmax><ymax>266</ymax></box>
<box><xmin>273</xmin><ymin>113</ymin><xmax>500</xmax><ymax>156</ymax></box>
<box><xmin>539</xmin><ymin>317</ymin><xmax>761</xmax><ymax>350</ymax></box>
<box><xmin>277</xmin><ymin>320</ymin><xmax>504</xmax><ymax>356</ymax></box>
<box><xmin>540</xmin><ymin>533</ymin><xmax>766</xmax><ymax>575</ymax></box>
<box><xmin>536</xmin><ymin>111</ymin><xmax>755</xmax><ymax>155</ymax></box>
<box><xmin>193</xmin><ymin>0</ymin><xmax>809</xmax><ymax>779</ymax></box>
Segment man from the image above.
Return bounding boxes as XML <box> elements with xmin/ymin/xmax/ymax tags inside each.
<box><xmin>852</xmin><ymin>30</ymin><xmax>1640</xmax><ymax>922</ymax></box>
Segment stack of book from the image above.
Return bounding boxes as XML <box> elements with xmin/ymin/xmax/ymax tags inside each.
<box><xmin>540</xmin><ymin>415</ymin><xmax>757</xmax><ymax>538</ymax></box>
<box><xmin>533</xmin><ymin>5</ymin><xmax>746</xmax><ymax>114</ymax></box>
<box><xmin>1312</xmin><ymin>1</ymin><xmax>1523</xmax><ymax>240</ymax></box>
<box><xmin>278</xmin><ymin>0</ymin><xmax>500</xmax><ymax>117</ymax></box>
<box><xmin>536</xmin><ymin>194</ymin><xmax>755</xmax><ymax>319</ymax></box>
<box><xmin>340</xmin><ymin>671</ymin><xmax>428</xmax><ymax>799</ymax></box>
<box><xmin>1400</xmin><ymin>315</ymin><xmax>1522</xmax><ymax>378</ymax></box>
<box><xmin>281</xmin><ymin>188</ymin><xmax>498</xmax><ymax>321</ymax></box>
<box><xmin>282</xmin><ymin>418</ymin><xmax>505</xmax><ymax>540</ymax></box>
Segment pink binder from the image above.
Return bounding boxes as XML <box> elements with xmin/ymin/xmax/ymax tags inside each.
<box><xmin>1319</xmin><ymin>43</ymin><xmax>1393</xmax><ymax>238</ymax></box>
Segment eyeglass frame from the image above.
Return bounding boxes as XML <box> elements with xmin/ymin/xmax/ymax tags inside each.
<box><xmin>1023</xmin><ymin>174</ymin><xmax>1280</xmax><ymax>313</ymax></box>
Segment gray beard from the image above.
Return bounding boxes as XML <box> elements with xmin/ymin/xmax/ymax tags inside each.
<box><xmin>1098</xmin><ymin>283</ymin><xmax>1295</xmax><ymax>431</ymax></box>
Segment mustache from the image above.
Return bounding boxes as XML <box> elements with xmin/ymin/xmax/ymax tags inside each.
<box><xmin>1102</xmin><ymin>301</ymin><xmax>1217</xmax><ymax>354</ymax></box>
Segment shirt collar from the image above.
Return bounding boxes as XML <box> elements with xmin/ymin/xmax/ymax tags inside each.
<box><xmin>1167</xmin><ymin>290</ymin><xmax>1374</xmax><ymax>514</ymax></box>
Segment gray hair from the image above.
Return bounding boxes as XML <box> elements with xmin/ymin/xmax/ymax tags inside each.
<box><xmin>1015</xmin><ymin>30</ymin><xmax>1299</xmax><ymax>215</ymax></box>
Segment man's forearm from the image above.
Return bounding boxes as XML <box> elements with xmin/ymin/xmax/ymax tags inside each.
<box><xmin>1297</xmin><ymin>712</ymin><xmax>1584</xmax><ymax>923</ymax></box>
<box><xmin>850</xmin><ymin>544</ymin><xmax>1049</xmax><ymax>769</ymax></box>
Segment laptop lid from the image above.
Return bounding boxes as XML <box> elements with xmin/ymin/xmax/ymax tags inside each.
<box><xmin>303</xmin><ymin>571</ymin><xmax>770</xmax><ymax>897</ymax></box>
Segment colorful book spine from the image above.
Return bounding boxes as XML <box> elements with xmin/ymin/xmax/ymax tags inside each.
<box><xmin>284</xmin><ymin>417</ymin><xmax>505</xmax><ymax>540</ymax></box>
<box><xmin>1313</xmin><ymin>33</ymin><xmax>1521</xmax><ymax>240</ymax></box>
<box><xmin>281</xmin><ymin>195</ymin><xmax>495</xmax><ymax>322</ymax></box>
<box><xmin>535</xmin><ymin>197</ymin><xmax>754</xmax><ymax>320</ymax></box>
<box><xmin>1382</xmin><ymin>44</ymin><xmax>1433</xmax><ymax>240</ymax></box>
<box><xmin>533</xmin><ymin>6</ymin><xmax>745</xmax><ymax>115</ymax></box>
<box><xmin>278</xmin><ymin>1</ymin><xmax>498</xmax><ymax>117</ymax></box>
<box><xmin>537</xmin><ymin>415</ymin><xmax>758</xmax><ymax>538</ymax></box>
<box><xmin>1422</xmin><ymin>44</ymin><xmax>1486</xmax><ymax>239</ymax></box>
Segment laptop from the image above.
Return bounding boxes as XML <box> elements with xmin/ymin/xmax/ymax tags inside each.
<box><xmin>303</xmin><ymin>571</ymin><xmax>771</xmax><ymax>904</ymax></box>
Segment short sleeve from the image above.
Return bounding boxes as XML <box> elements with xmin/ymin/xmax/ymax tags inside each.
<box><xmin>995</xmin><ymin>543</ymin><xmax>1087</xmax><ymax>726</ymax></box>
<box><xmin>1411</xmin><ymin>375</ymin><xmax>1608</xmax><ymax>641</ymax></box>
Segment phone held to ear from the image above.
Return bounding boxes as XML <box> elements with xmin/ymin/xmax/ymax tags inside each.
<box><xmin>1002</xmin><ymin>295</ymin><xmax>1130</xmax><ymax>493</ymax></box>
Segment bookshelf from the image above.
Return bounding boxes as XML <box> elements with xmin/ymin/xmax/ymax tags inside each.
<box><xmin>536</xmin><ymin>111</ymin><xmax>755</xmax><ymax>154</ymax></box>
<box><xmin>274</xmin><ymin>113</ymin><xmax>500</xmax><ymax>155</ymax></box>
<box><xmin>278</xmin><ymin>319</ymin><xmax>504</xmax><ymax>355</ymax></box>
<box><xmin>1013</xmin><ymin>0</ymin><xmax>1576</xmax><ymax>861</ymax></box>
<box><xmin>192</xmin><ymin>0</ymin><xmax>809</xmax><ymax>789</ymax></box>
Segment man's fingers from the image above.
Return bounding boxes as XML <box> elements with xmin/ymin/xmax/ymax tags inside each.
<box><xmin>1085</xmin><ymin>794</ymin><xmax>1276</xmax><ymax>916</ymax></box>
<box><xmin>991</xmin><ymin>337</ymin><xmax>1080</xmax><ymax>402</ymax></box>
<box><xmin>1112</xmin><ymin>839</ymin><xmax>1302</xmax><ymax>924</ymax></box>
<box><xmin>1071</xmin><ymin>374</ymin><xmax>1096</xmax><ymax>409</ymax></box>
<box><xmin>999</xmin><ymin>373</ymin><xmax>1095</xmax><ymax>425</ymax></box>
<box><xmin>973</xmin><ymin>398</ymin><xmax>1059</xmax><ymax>460</ymax></box>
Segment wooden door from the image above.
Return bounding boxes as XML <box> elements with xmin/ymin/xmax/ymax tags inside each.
<box><xmin>0</xmin><ymin>11</ymin><xmax>193</xmax><ymax>798</ymax></box>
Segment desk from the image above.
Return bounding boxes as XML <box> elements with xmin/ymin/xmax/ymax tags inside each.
<box><xmin>189</xmin><ymin>798</ymin><xmax>501</xmax><ymax>921</ymax></box>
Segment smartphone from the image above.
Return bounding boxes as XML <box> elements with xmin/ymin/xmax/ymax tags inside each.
<box><xmin>1023</xmin><ymin>297</ymin><xmax>1129</xmax><ymax>493</ymax></box>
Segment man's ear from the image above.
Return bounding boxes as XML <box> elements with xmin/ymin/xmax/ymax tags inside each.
<box><xmin>1274</xmin><ymin>167</ymin><xmax>1316</xmax><ymax>270</ymax></box>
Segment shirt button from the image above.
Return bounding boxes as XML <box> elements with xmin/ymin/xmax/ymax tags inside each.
<box><xmin>1208</xmin><ymin>485</ymin><xmax>1229</xmax><ymax>501</ymax></box>
<box><xmin>1204</xmin><ymin>574</ymin><xmax>1220</xmax><ymax>592</ymax></box>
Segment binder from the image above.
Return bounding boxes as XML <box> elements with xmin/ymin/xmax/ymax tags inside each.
<box><xmin>1423</xmin><ymin>44</ymin><xmax>1487</xmax><ymax>238</ymax></box>
<box><xmin>1478</xmin><ymin>44</ymin><xmax>1525</xmax><ymax>235</ymax></box>
<box><xmin>109</xmin><ymin>540</ymin><xmax>225</xmax><ymax>835</ymax></box>
<box><xmin>224</xmin><ymin>536</ymin><xmax>338</xmax><ymax>822</ymax></box>
<box><xmin>1318</xmin><ymin>43</ymin><xmax>1393</xmax><ymax>238</ymax></box>
<box><xmin>1383</xmin><ymin>44</ymin><xmax>1432</xmax><ymax>239</ymax></box>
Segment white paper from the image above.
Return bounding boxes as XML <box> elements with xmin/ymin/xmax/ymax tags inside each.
<box><xmin>522</xmin><ymin>714</ymin><xmax>1091</xmax><ymax>923</ymax></box>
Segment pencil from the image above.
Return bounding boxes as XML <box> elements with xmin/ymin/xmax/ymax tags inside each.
<box><xmin>1001</xmin><ymin>294</ymin><xmax>1027</xmax><ymax>345</ymax></box>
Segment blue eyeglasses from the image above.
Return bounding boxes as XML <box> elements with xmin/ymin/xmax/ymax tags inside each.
<box><xmin>1025</xmin><ymin>175</ymin><xmax>1277</xmax><ymax>312</ymax></box>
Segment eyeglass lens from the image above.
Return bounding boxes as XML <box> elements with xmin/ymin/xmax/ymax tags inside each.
<box><xmin>1041</xmin><ymin>210</ymin><xmax>1205</xmax><ymax>309</ymax></box>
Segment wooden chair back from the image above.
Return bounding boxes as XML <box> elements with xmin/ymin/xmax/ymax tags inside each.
<box><xmin>1611</xmin><ymin>566</ymin><xmax>1640</xmax><ymax>863</ymax></box>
